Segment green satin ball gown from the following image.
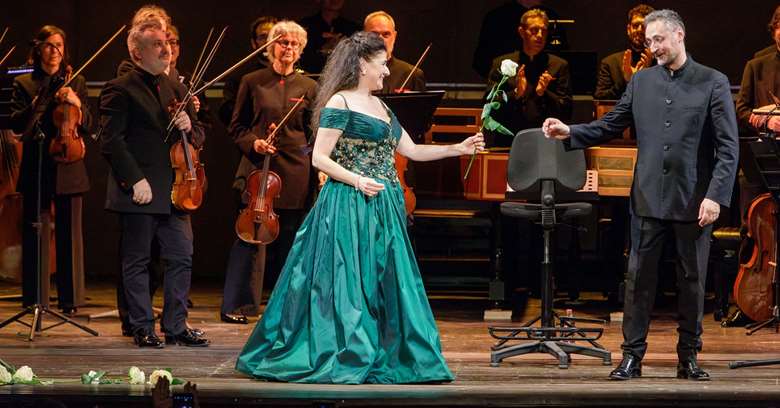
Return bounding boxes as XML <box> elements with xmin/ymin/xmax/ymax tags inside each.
<box><xmin>235</xmin><ymin>103</ymin><xmax>454</xmax><ymax>384</ymax></box>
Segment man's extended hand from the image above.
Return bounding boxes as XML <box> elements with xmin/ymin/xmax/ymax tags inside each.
<box><xmin>698</xmin><ymin>198</ymin><xmax>720</xmax><ymax>227</ymax></box>
<box><xmin>542</xmin><ymin>118</ymin><xmax>571</xmax><ymax>140</ymax></box>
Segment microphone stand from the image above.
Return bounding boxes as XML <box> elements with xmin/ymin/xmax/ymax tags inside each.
<box><xmin>0</xmin><ymin>74</ymin><xmax>97</xmax><ymax>340</ymax></box>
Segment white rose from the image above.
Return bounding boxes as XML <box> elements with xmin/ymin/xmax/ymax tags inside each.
<box><xmin>500</xmin><ymin>59</ymin><xmax>519</xmax><ymax>77</ymax></box>
<box><xmin>0</xmin><ymin>366</ymin><xmax>12</xmax><ymax>384</ymax></box>
<box><xmin>12</xmin><ymin>366</ymin><xmax>34</xmax><ymax>383</ymax></box>
<box><xmin>128</xmin><ymin>366</ymin><xmax>145</xmax><ymax>385</ymax></box>
<box><xmin>148</xmin><ymin>369</ymin><xmax>172</xmax><ymax>387</ymax></box>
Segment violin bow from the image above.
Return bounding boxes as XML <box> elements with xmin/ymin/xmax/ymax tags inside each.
<box><xmin>165</xmin><ymin>32</ymin><xmax>281</xmax><ymax>135</ymax></box>
<box><xmin>266</xmin><ymin>94</ymin><xmax>307</xmax><ymax>146</ymax></box>
<box><xmin>165</xmin><ymin>26</ymin><xmax>228</xmax><ymax>138</ymax></box>
<box><xmin>63</xmin><ymin>25</ymin><xmax>126</xmax><ymax>88</ymax></box>
<box><xmin>398</xmin><ymin>43</ymin><xmax>431</xmax><ymax>92</ymax></box>
<box><xmin>0</xmin><ymin>27</ymin><xmax>8</xmax><ymax>48</ymax></box>
<box><xmin>0</xmin><ymin>45</ymin><xmax>14</xmax><ymax>66</ymax></box>
<box><xmin>189</xmin><ymin>27</ymin><xmax>214</xmax><ymax>89</ymax></box>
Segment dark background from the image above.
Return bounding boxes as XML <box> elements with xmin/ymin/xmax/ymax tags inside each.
<box><xmin>1</xmin><ymin>0</ymin><xmax>776</xmax><ymax>280</ymax></box>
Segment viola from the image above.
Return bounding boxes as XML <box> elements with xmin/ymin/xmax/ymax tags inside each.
<box><xmin>49</xmin><ymin>66</ymin><xmax>85</xmax><ymax>164</ymax></box>
<box><xmin>235</xmin><ymin>95</ymin><xmax>305</xmax><ymax>245</ymax></box>
<box><xmin>391</xmin><ymin>44</ymin><xmax>432</xmax><ymax>216</ymax></box>
<box><xmin>734</xmin><ymin>193</ymin><xmax>777</xmax><ymax>322</ymax></box>
<box><xmin>168</xmin><ymin>99</ymin><xmax>206</xmax><ymax>212</ymax></box>
<box><xmin>235</xmin><ymin>154</ymin><xmax>282</xmax><ymax>245</ymax></box>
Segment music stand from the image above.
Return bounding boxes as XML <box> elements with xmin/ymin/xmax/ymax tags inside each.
<box><xmin>730</xmin><ymin>106</ymin><xmax>780</xmax><ymax>368</ymax></box>
<box><xmin>0</xmin><ymin>75</ymin><xmax>97</xmax><ymax>340</ymax></box>
<box><xmin>377</xmin><ymin>90</ymin><xmax>444</xmax><ymax>142</ymax></box>
<box><xmin>488</xmin><ymin>128</ymin><xmax>611</xmax><ymax>368</ymax></box>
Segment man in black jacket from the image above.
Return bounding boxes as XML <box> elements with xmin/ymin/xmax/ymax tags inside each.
<box><xmin>594</xmin><ymin>4</ymin><xmax>655</xmax><ymax>100</ymax></box>
<box><xmin>99</xmin><ymin>19</ymin><xmax>208</xmax><ymax>348</ymax></box>
<box><xmin>735</xmin><ymin>4</ymin><xmax>780</xmax><ymax>220</ymax></box>
<box><xmin>487</xmin><ymin>8</ymin><xmax>571</xmax><ymax>147</ymax></box>
<box><xmin>543</xmin><ymin>9</ymin><xmax>739</xmax><ymax>381</ymax></box>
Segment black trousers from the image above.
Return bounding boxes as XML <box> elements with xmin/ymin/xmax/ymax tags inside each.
<box><xmin>119</xmin><ymin>212</ymin><xmax>192</xmax><ymax>335</ymax></box>
<box><xmin>22</xmin><ymin>193</ymin><xmax>82</xmax><ymax>309</ymax></box>
<box><xmin>621</xmin><ymin>215</ymin><xmax>712</xmax><ymax>361</ymax></box>
<box><xmin>221</xmin><ymin>208</ymin><xmax>305</xmax><ymax>315</ymax></box>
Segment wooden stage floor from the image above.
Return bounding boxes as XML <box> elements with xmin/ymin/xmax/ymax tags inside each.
<box><xmin>1</xmin><ymin>282</ymin><xmax>780</xmax><ymax>407</ymax></box>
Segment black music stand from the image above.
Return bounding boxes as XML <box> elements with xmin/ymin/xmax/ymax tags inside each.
<box><xmin>377</xmin><ymin>91</ymin><xmax>444</xmax><ymax>142</ymax></box>
<box><xmin>488</xmin><ymin>128</ymin><xmax>611</xmax><ymax>368</ymax></box>
<box><xmin>730</xmin><ymin>106</ymin><xmax>780</xmax><ymax>368</ymax></box>
<box><xmin>0</xmin><ymin>75</ymin><xmax>97</xmax><ymax>340</ymax></box>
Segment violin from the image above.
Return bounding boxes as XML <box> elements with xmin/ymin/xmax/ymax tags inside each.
<box><xmin>734</xmin><ymin>193</ymin><xmax>777</xmax><ymax>322</ymax></box>
<box><xmin>168</xmin><ymin>98</ymin><xmax>206</xmax><ymax>212</ymax></box>
<box><xmin>49</xmin><ymin>66</ymin><xmax>85</xmax><ymax>164</ymax></box>
<box><xmin>235</xmin><ymin>95</ymin><xmax>306</xmax><ymax>245</ymax></box>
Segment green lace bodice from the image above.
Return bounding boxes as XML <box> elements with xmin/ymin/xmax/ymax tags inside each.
<box><xmin>319</xmin><ymin>106</ymin><xmax>402</xmax><ymax>183</ymax></box>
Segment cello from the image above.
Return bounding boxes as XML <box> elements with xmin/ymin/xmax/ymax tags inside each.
<box><xmin>168</xmin><ymin>98</ymin><xmax>206</xmax><ymax>212</ymax></box>
<box><xmin>235</xmin><ymin>95</ymin><xmax>306</xmax><ymax>245</ymax></box>
<box><xmin>734</xmin><ymin>193</ymin><xmax>777</xmax><ymax>322</ymax></box>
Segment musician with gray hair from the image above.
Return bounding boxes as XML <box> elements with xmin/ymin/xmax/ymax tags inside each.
<box><xmin>542</xmin><ymin>9</ymin><xmax>738</xmax><ymax>381</ymax></box>
<box><xmin>99</xmin><ymin>17</ymin><xmax>208</xmax><ymax>348</ymax></box>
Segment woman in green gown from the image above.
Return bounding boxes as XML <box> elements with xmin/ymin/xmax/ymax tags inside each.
<box><xmin>235</xmin><ymin>31</ymin><xmax>485</xmax><ymax>384</ymax></box>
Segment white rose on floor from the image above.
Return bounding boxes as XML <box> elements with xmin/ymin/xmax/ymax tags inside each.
<box><xmin>128</xmin><ymin>366</ymin><xmax>145</xmax><ymax>385</ymax></box>
<box><xmin>148</xmin><ymin>369</ymin><xmax>172</xmax><ymax>387</ymax></box>
<box><xmin>0</xmin><ymin>366</ymin><xmax>12</xmax><ymax>384</ymax></box>
<box><xmin>500</xmin><ymin>59</ymin><xmax>519</xmax><ymax>77</ymax></box>
<box><xmin>12</xmin><ymin>366</ymin><xmax>34</xmax><ymax>383</ymax></box>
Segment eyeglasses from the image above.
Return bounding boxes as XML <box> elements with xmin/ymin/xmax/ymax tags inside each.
<box><xmin>277</xmin><ymin>39</ymin><xmax>301</xmax><ymax>49</ymax></box>
<box><xmin>166</xmin><ymin>39</ymin><xmax>180</xmax><ymax>46</ymax></box>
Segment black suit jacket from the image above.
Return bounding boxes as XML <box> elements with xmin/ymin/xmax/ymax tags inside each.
<box><xmin>735</xmin><ymin>50</ymin><xmax>780</xmax><ymax>132</ymax></box>
<box><xmin>594</xmin><ymin>49</ymin><xmax>655</xmax><ymax>100</ymax></box>
<box><xmin>487</xmin><ymin>51</ymin><xmax>571</xmax><ymax>145</ymax></box>
<box><xmin>99</xmin><ymin>65</ymin><xmax>205</xmax><ymax>214</ymax></box>
<box><xmin>10</xmin><ymin>67</ymin><xmax>91</xmax><ymax>196</ymax></box>
<box><xmin>568</xmin><ymin>58</ymin><xmax>739</xmax><ymax>221</ymax></box>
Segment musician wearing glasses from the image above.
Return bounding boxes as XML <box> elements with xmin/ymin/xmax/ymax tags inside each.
<box><xmin>9</xmin><ymin>25</ymin><xmax>90</xmax><ymax>316</ymax></box>
<box><xmin>363</xmin><ymin>10</ymin><xmax>425</xmax><ymax>93</ymax></box>
<box><xmin>99</xmin><ymin>18</ymin><xmax>208</xmax><ymax>348</ymax></box>
<box><xmin>220</xmin><ymin>21</ymin><xmax>318</xmax><ymax>325</ymax></box>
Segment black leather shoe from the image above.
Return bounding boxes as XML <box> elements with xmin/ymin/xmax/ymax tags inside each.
<box><xmin>220</xmin><ymin>313</ymin><xmax>248</xmax><ymax>324</ymax></box>
<box><xmin>59</xmin><ymin>306</ymin><xmax>77</xmax><ymax>316</ymax></box>
<box><xmin>165</xmin><ymin>329</ymin><xmax>210</xmax><ymax>347</ymax></box>
<box><xmin>189</xmin><ymin>327</ymin><xmax>205</xmax><ymax>337</ymax></box>
<box><xmin>677</xmin><ymin>359</ymin><xmax>710</xmax><ymax>381</ymax></box>
<box><xmin>609</xmin><ymin>355</ymin><xmax>642</xmax><ymax>380</ymax></box>
<box><xmin>134</xmin><ymin>330</ymin><xmax>164</xmax><ymax>348</ymax></box>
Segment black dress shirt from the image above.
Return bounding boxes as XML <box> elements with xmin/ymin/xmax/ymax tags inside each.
<box><xmin>487</xmin><ymin>50</ymin><xmax>571</xmax><ymax>145</ymax></box>
<box><xmin>567</xmin><ymin>57</ymin><xmax>739</xmax><ymax>221</ymax></box>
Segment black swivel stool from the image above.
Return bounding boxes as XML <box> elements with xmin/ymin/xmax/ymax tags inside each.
<box><xmin>488</xmin><ymin>128</ymin><xmax>611</xmax><ymax>368</ymax></box>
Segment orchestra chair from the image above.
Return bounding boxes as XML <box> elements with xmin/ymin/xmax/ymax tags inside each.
<box><xmin>488</xmin><ymin>128</ymin><xmax>612</xmax><ymax>368</ymax></box>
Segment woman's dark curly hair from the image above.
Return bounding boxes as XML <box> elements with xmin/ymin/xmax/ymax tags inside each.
<box><xmin>310</xmin><ymin>31</ymin><xmax>386</xmax><ymax>133</ymax></box>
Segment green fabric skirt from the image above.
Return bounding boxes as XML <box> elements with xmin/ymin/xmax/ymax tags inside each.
<box><xmin>235</xmin><ymin>179</ymin><xmax>454</xmax><ymax>384</ymax></box>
